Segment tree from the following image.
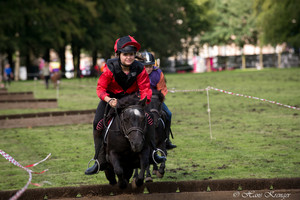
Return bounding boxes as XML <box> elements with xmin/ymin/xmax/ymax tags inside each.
<box><xmin>130</xmin><ymin>0</ymin><xmax>183</xmax><ymax>59</ymax></box>
<box><xmin>254</xmin><ymin>0</ymin><xmax>300</xmax><ymax>68</ymax></box>
<box><xmin>87</xmin><ymin>0</ymin><xmax>136</xmax><ymax>65</ymax></box>
<box><xmin>0</xmin><ymin>0</ymin><xmax>213</xmax><ymax>78</ymax></box>
<box><xmin>255</xmin><ymin>0</ymin><xmax>300</xmax><ymax>49</ymax></box>
<box><xmin>177</xmin><ymin>0</ymin><xmax>212</xmax><ymax>62</ymax></box>
<box><xmin>129</xmin><ymin>0</ymin><xmax>211</xmax><ymax>68</ymax></box>
<box><xmin>201</xmin><ymin>0</ymin><xmax>258</xmax><ymax>69</ymax></box>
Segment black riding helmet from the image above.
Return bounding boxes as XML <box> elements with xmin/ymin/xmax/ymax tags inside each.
<box><xmin>140</xmin><ymin>51</ymin><xmax>155</xmax><ymax>65</ymax></box>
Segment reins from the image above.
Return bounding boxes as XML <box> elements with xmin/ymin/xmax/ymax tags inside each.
<box><xmin>120</xmin><ymin>105</ymin><xmax>147</xmax><ymax>139</ymax></box>
<box><xmin>149</xmin><ymin>95</ymin><xmax>163</xmax><ymax>128</ymax></box>
<box><xmin>104</xmin><ymin>103</ymin><xmax>147</xmax><ymax>139</ymax></box>
<box><xmin>103</xmin><ymin>99</ymin><xmax>121</xmax><ymax>132</ymax></box>
<box><xmin>150</xmin><ymin>108</ymin><xmax>160</xmax><ymax>116</ymax></box>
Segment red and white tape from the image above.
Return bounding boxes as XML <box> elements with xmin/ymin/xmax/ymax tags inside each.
<box><xmin>169</xmin><ymin>88</ymin><xmax>207</xmax><ymax>93</ymax></box>
<box><xmin>0</xmin><ymin>150</ymin><xmax>51</xmax><ymax>200</ymax></box>
<box><xmin>169</xmin><ymin>87</ymin><xmax>300</xmax><ymax>111</ymax></box>
<box><xmin>208</xmin><ymin>86</ymin><xmax>300</xmax><ymax>111</ymax></box>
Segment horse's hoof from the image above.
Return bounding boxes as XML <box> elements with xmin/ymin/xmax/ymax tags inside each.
<box><xmin>145</xmin><ymin>177</ymin><xmax>153</xmax><ymax>182</ymax></box>
<box><xmin>109</xmin><ymin>180</ymin><xmax>117</xmax><ymax>185</ymax></box>
<box><xmin>135</xmin><ymin>178</ymin><xmax>144</xmax><ymax>187</ymax></box>
<box><xmin>155</xmin><ymin>171</ymin><xmax>164</xmax><ymax>178</ymax></box>
<box><xmin>131</xmin><ymin>178</ymin><xmax>137</xmax><ymax>189</ymax></box>
<box><xmin>118</xmin><ymin>180</ymin><xmax>128</xmax><ymax>189</ymax></box>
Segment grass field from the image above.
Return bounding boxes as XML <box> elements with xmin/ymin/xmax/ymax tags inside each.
<box><xmin>0</xmin><ymin>68</ymin><xmax>299</xmax><ymax>191</ymax></box>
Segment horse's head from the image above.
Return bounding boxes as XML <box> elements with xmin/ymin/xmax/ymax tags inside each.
<box><xmin>147</xmin><ymin>90</ymin><xmax>164</xmax><ymax>127</ymax></box>
<box><xmin>118</xmin><ymin>95</ymin><xmax>147</xmax><ymax>152</ymax></box>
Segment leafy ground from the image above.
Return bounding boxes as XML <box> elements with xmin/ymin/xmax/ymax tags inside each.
<box><xmin>0</xmin><ymin>68</ymin><xmax>299</xmax><ymax>191</ymax></box>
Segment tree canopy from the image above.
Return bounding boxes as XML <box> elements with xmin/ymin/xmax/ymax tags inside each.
<box><xmin>0</xmin><ymin>0</ymin><xmax>211</xmax><ymax>73</ymax></box>
<box><xmin>254</xmin><ymin>0</ymin><xmax>300</xmax><ymax>48</ymax></box>
<box><xmin>0</xmin><ymin>0</ymin><xmax>299</xmax><ymax>75</ymax></box>
<box><xmin>201</xmin><ymin>0</ymin><xmax>257</xmax><ymax>48</ymax></box>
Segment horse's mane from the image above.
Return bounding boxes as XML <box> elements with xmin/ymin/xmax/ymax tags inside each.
<box><xmin>152</xmin><ymin>90</ymin><xmax>165</xmax><ymax>103</ymax></box>
<box><xmin>117</xmin><ymin>93</ymin><xmax>141</xmax><ymax>110</ymax></box>
<box><xmin>105</xmin><ymin>93</ymin><xmax>142</xmax><ymax>118</ymax></box>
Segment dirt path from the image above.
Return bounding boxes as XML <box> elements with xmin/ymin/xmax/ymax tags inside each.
<box><xmin>50</xmin><ymin>190</ymin><xmax>300</xmax><ymax>200</ymax></box>
<box><xmin>1</xmin><ymin>178</ymin><xmax>299</xmax><ymax>200</ymax></box>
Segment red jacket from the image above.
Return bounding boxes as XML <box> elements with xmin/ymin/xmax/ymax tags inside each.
<box><xmin>96</xmin><ymin>58</ymin><xmax>152</xmax><ymax>103</ymax></box>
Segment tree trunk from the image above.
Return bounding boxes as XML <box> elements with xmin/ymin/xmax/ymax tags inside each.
<box><xmin>14</xmin><ymin>50</ymin><xmax>20</xmax><ymax>81</ymax></box>
<box><xmin>185</xmin><ymin>46</ymin><xmax>189</xmax><ymax>64</ymax></box>
<box><xmin>76</xmin><ymin>47</ymin><xmax>81</xmax><ymax>78</ymax></box>
<box><xmin>277</xmin><ymin>52</ymin><xmax>281</xmax><ymax>68</ymax></box>
<box><xmin>241</xmin><ymin>54</ymin><xmax>246</xmax><ymax>69</ymax></box>
<box><xmin>259</xmin><ymin>46</ymin><xmax>263</xmax><ymax>70</ymax></box>
<box><xmin>92</xmin><ymin>50</ymin><xmax>97</xmax><ymax>67</ymax></box>
<box><xmin>206</xmin><ymin>46</ymin><xmax>211</xmax><ymax>72</ymax></box>
<box><xmin>44</xmin><ymin>48</ymin><xmax>50</xmax><ymax>62</ymax></box>
<box><xmin>58</xmin><ymin>46</ymin><xmax>66</xmax><ymax>77</ymax></box>
<box><xmin>7</xmin><ymin>52</ymin><xmax>13</xmax><ymax>67</ymax></box>
<box><xmin>0</xmin><ymin>54</ymin><xmax>4</xmax><ymax>82</ymax></box>
<box><xmin>26</xmin><ymin>51</ymin><xmax>31</xmax><ymax>78</ymax></box>
<box><xmin>241</xmin><ymin>47</ymin><xmax>246</xmax><ymax>70</ymax></box>
<box><xmin>72</xmin><ymin>45</ymin><xmax>81</xmax><ymax>78</ymax></box>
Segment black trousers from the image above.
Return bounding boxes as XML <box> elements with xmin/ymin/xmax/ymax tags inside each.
<box><xmin>93</xmin><ymin>100</ymin><xmax>111</xmax><ymax>130</ymax></box>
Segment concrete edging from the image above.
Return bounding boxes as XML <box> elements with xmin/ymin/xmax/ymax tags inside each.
<box><xmin>0</xmin><ymin>109</ymin><xmax>96</xmax><ymax>128</ymax></box>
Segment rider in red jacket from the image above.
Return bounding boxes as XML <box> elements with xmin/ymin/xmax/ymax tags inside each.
<box><xmin>97</xmin><ymin>59</ymin><xmax>152</xmax><ymax>103</ymax></box>
<box><xmin>85</xmin><ymin>35</ymin><xmax>166</xmax><ymax>175</ymax></box>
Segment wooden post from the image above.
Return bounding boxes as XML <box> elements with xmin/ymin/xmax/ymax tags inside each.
<box><xmin>259</xmin><ymin>46</ymin><xmax>264</xmax><ymax>70</ymax></box>
<box><xmin>14</xmin><ymin>50</ymin><xmax>20</xmax><ymax>81</ymax></box>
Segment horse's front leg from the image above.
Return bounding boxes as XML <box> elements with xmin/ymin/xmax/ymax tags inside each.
<box><xmin>145</xmin><ymin>165</ymin><xmax>153</xmax><ymax>182</ymax></box>
<box><xmin>135</xmin><ymin>149</ymin><xmax>150</xmax><ymax>187</ymax></box>
<box><xmin>108</xmin><ymin>151</ymin><xmax>127</xmax><ymax>189</ymax></box>
<box><xmin>152</xmin><ymin>163</ymin><xmax>158</xmax><ymax>175</ymax></box>
<box><xmin>133</xmin><ymin>168</ymin><xmax>139</xmax><ymax>179</ymax></box>
<box><xmin>157</xmin><ymin>161</ymin><xmax>166</xmax><ymax>178</ymax></box>
<box><xmin>104</xmin><ymin>167</ymin><xmax>117</xmax><ymax>185</ymax></box>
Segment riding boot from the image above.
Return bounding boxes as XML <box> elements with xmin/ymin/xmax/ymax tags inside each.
<box><xmin>148</xmin><ymin>120</ymin><xmax>166</xmax><ymax>163</ymax></box>
<box><xmin>85</xmin><ymin>130</ymin><xmax>108</xmax><ymax>175</ymax></box>
<box><xmin>97</xmin><ymin>134</ymin><xmax>109</xmax><ymax>171</ymax></box>
<box><xmin>165</xmin><ymin>119</ymin><xmax>177</xmax><ymax>150</ymax></box>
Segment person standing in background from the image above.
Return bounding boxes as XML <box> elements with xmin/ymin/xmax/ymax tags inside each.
<box><xmin>42</xmin><ymin>62</ymin><xmax>51</xmax><ymax>89</ymax></box>
<box><xmin>4</xmin><ymin>63</ymin><xmax>13</xmax><ymax>87</ymax></box>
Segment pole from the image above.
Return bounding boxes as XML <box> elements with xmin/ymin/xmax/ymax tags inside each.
<box><xmin>206</xmin><ymin>87</ymin><xmax>214</xmax><ymax>140</ymax></box>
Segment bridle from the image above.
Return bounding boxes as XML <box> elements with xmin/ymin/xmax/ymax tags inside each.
<box><xmin>149</xmin><ymin>95</ymin><xmax>163</xmax><ymax>128</ymax></box>
<box><xmin>119</xmin><ymin>105</ymin><xmax>147</xmax><ymax>139</ymax></box>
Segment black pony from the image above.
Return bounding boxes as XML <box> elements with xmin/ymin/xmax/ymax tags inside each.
<box><xmin>103</xmin><ymin>93</ymin><xmax>151</xmax><ymax>189</ymax></box>
<box><xmin>134</xmin><ymin>90</ymin><xmax>168</xmax><ymax>182</ymax></box>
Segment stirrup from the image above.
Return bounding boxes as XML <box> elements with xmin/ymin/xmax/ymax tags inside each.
<box><xmin>152</xmin><ymin>148</ymin><xmax>167</xmax><ymax>165</ymax></box>
<box><xmin>87</xmin><ymin>158</ymin><xmax>100</xmax><ymax>174</ymax></box>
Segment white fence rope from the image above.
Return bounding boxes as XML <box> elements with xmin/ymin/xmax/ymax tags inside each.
<box><xmin>170</xmin><ymin>86</ymin><xmax>300</xmax><ymax>111</ymax></box>
<box><xmin>0</xmin><ymin>150</ymin><xmax>51</xmax><ymax>200</ymax></box>
<box><xmin>208</xmin><ymin>86</ymin><xmax>300</xmax><ymax>111</ymax></box>
<box><xmin>170</xmin><ymin>86</ymin><xmax>300</xmax><ymax>140</ymax></box>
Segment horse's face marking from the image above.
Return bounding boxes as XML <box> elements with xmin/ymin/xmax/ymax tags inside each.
<box><xmin>120</xmin><ymin>107</ymin><xmax>146</xmax><ymax>153</ymax></box>
<box><xmin>130</xmin><ymin>108</ymin><xmax>143</xmax><ymax>117</ymax></box>
<box><xmin>123</xmin><ymin>108</ymin><xmax>144</xmax><ymax>122</ymax></box>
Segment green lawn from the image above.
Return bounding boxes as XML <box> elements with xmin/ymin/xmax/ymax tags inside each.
<box><xmin>0</xmin><ymin>68</ymin><xmax>299</xmax><ymax>191</ymax></box>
